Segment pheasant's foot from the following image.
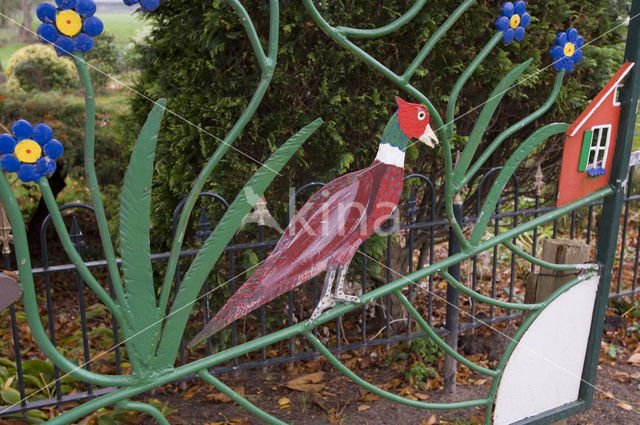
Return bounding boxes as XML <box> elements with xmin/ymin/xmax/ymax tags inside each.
<box><xmin>309</xmin><ymin>297</ymin><xmax>336</xmax><ymax>323</ymax></box>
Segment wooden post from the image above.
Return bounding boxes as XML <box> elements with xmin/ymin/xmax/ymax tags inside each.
<box><xmin>524</xmin><ymin>238</ymin><xmax>590</xmax><ymax>425</ymax></box>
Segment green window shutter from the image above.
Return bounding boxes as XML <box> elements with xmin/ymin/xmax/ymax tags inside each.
<box><xmin>578</xmin><ymin>130</ymin><xmax>593</xmax><ymax>172</ymax></box>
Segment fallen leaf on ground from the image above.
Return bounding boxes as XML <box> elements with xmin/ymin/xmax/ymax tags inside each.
<box><xmin>359</xmin><ymin>393</ymin><xmax>381</xmax><ymax>402</ymax></box>
<box><xmin>616</xmin><ymin>402</ymin><xmax>633</xmax><ymax>411</ymax></box>
<box><xmin>206</xmin><ymin>392</ymin><xmax>232</xmax><ymax>403</ymax></box>
<box><xmin>414</xmin><ymin>393</ymin><xmax>430</xmax><ymax>400</ymax></box>
<box><xmin>420</xmin><ymin>415</ymin><xmax>437</xmax><ymax>425</ymax></box>
<box><xmin>278</xmin><ymin>397</ymin><xmax>291</xmax><ymax>410</ymax></box>
<box><xmin>357</xmin><ymin>404</ymin><xmax>370</xmax><ymax>411</ymax></box>
<box><xmin>474</xmin><ymin>379</ymin><xmax>487</xmax><ymax>386</ymax></box>
<box><xmin>628</xmin><ymin>353</ymin><xmax>640</xmax><ymax>364</ymax></box>
<box><xmin>599</xmin><ymin>391</ymin><xmax>614</xmax><ymax>399</ymax></box>
<box><xmin>285</xmin><ymin>372</ymin><xmax>325</xmax><ymax>393</ymax></box>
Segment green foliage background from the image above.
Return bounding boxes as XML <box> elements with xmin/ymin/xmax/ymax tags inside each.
<box><xmin>128</xmin><ymin>0</ymin><xmax>628</xmax><ymax>247</ymax></box>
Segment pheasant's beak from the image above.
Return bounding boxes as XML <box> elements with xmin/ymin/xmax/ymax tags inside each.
<box><xmin>419</xmin><ymin>124</ymin><xmax>439</xmax><ymax>148</ymax></box>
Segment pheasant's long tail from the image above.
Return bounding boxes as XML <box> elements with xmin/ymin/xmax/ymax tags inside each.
<box><xmin>187</xmin><ymin>258</ymin><xmax>294</xmax><ymax>347</ymax></box>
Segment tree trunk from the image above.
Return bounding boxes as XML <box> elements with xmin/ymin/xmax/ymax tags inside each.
<box><xmin>19</xmin><ymin>0</ymin><xmax>34</xmax><ymax>43</ymax></box>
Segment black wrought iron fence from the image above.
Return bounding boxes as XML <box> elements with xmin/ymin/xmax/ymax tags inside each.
<box><xmin>1</xmin><ymin>166</ymin><xmax>639</xmax><ymax>418</ymax></box>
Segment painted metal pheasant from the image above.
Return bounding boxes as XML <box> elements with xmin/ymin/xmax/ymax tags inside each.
<box><xmin>189</xmin><ymin>97</ymin><xmax>438</xmax><ymax>346</ymax></box>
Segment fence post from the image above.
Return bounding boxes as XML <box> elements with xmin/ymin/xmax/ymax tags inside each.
<box><xmin>444</xmin><ymin>195</ymin><xmax>462</xmax><ymax>393</ymax></box>
<box><xmin>580</xmin><ymin>0</ymin><xmax>640</xmax><ymax>407</ymax></box>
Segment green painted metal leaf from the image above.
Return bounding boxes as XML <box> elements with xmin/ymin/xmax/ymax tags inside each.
<box><xmin>470</xmin><ymin>122</ymin><xmax>569</xmax><ymax>245</ymax></box>
<box><xmin>119</xmin><ymin>99</ymin><xmax>166</xmax><ymax>355</ymax></box>
<box><xmin>156</xmin><ymin>118</ymin><xmax>323</xmax><ymax>364</ymax></box>
<box><xmin>454</xmin><ymin>59</ymin><xmax>534</xmax><ymax>184</ymax></box>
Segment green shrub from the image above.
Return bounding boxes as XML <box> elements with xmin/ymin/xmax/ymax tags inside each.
<box><xmin>5</xmin><ymin>44</ymin><xmax>79</xmax><ymax>92</ymax></box>
<box><xmin>85</xmin><ymin>31</ymin><xmax>122</xmax><ymax>89</ymax></box>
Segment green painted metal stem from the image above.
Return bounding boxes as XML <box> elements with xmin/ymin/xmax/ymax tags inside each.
<box><xmin>72</xmin><ymin>54</ymin><xmax>126</xmax><ymax>309</ymax></box>
<box><xmin>470</xmin><ymin>122</ymin><xmax>569</xmax><ymax>245</ymax></box>
<box><xmin>393</xmin><ymin>290</ymin><xmax>498</xmax><ymax>377</ymax></box>
<box><xmin>336</xmin><ymin>0</ymin><xmax>426</xmax><ymax>39</ymax></box>
<box><xmin>157</xmin><ymin>0</ymin><xmax>279</xmax><ymax>316</ymax></box>
<box><xmin>446</xmin><ymin>32</ymin><xmax>503</xmax><ymax>141</ymax></box>
<box><xmin>483</xmin><ymin>272</ymin><xmax>595</xmax><ymax>424</ymax></box>
<box><xmin>439</xmin><ymin>270</ymin><xmax>541</xmax><ymax>311</ymax></box>
<box><xmin>305</xmin><ymin>331</ymin><xmax>489</xmax><ymax>410</ymax></box>
<box><xmin>198</xmin><ymin>370</ymin><xmax>287</xmax><ymax>425</ymax></box>
<box><xmin>457</xmin><ymin>71</ymin><xmax>565</xmax><ymax>190</ymax></box>
<box><xmin>37</xmin><ymin>179</ymin><xmax>126</xmax><ymax>326</ymax></box>
<box><xmin>453</xmin><ymin>58</ymin><xmax>534</xmax><ymax>190</ymax></box>
<box><xmin>0</xmin><ymin>173</ymin><xmax>133</xmax><ymax>388</ymax></box>
<box><xmin>116</xmin><ymin>400</ymin><xmax>170</xmax><ymax>425</ymax></box>
<box><xmin>503</xmin><ymin>240</ymin><xmax>599</xmax><ymax>272</ymax></box>
<box><xmin>402</xmin><ymin>0</ymin><xmax>477</xmax><ymax>81</ymax></box>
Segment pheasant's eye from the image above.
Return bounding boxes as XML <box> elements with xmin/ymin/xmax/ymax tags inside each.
<box><xmin>417</xmin><ymin>110</ymin><xmax>426</xmax><ymax>121</ymax></box>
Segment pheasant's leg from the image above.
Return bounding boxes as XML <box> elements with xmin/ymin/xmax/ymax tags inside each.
<box><xmin>309</xmin><ymin>267</ymin><xmax>337</xmax><ymax>322</ymax></box>
<box><xmin>333</xmin><ymin>264</ymin><xmax>360</xmax><ymax>303</ymax></box>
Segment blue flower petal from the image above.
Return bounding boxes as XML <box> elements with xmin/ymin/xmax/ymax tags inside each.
<box><xmin>1</xmin><ymin>155</ymin><xmax>20</xmax><ymax>173</ymax></box>
<box><xmin>520</xmin><ymin>12</ymin><xmax>530</xmax><ymax>28</ymax></box>
<box><xmin>124</xmin><ymin>0</ymin><xmax>138</xmax><ymax>5</ymax></box>
<box><xmin>575</xmin><ymin>36</ymin><xmax>584</xmax><ymax>49</ymax></box>
<box><xmin>555</xmin><ymin>32</ymin><xmax>567</xmax><ymax>46</ymax></box>
<box><xmin>37</xmin><ymin>23</ymin><xmax>58</xmax><ymax>44</ymax></box>
<box><xmin>17</xmin><ymin>164</ymin><xmax>41</xmax><ymax>182</ymax></box>
<box><xmin>76</xmin><ymin>0</ymin><xmax>96</xmax><ymax>17</ymax></box>
<box><xmin>501</xmin><ymin>2</ymin><xmax>515</xmax><ymax>18</ymax></box>
<box><xmin>56</xmin><ymin>0</ymin><xmax>76</xmax><ymax>10</ymax></box>
<box><xmin>495</xmin><ymin>16</ymin><xmax>510</xmax><ymax>32</ymax></box>
<box><xmin>503</xmin><ymin>28</ymin><xmax>515</xmax><ymax>43</ymax></box>
<box><xmin>550</xmin><ymin>45</ymin><xmax>563</xmax><ymax>59</ymax></box>
<box><xmin>83</xmin><ymin>16</ymin><xmax>103</xmax><ymax>37</ymax></box>
<box><xmin>36</xmin><ymin>3</ymin><xmax>57</xmax><ymax>23</ymax></box>
<box><xmin>515</xmin><ymin>26</ymin><xmax>525</xmax><ymax>41</ymax></box>
<box><xmin>514</xmin><ymin>1</ymin><xmax>526</xmax><ymax>15</ymax></box>
<box><xmin>33</xmin><ymin>124</ymin><xmax>53</xmax><ymax>145</ymax></box>
<box><xmin>36</xmin><ymin>157</ymin><xmax>57</xmax><ymax>175</ymax></box>
<box><xmin>572</xmin><ymin>49</ymin><xmax>583</xmax><ymax>64</ymax></box>
<box><xmin>0</xmin><ymin>135</ymin><xmax>16</xmax><ymax>154</ymax></box>
<box><xmin>74</xmin><ymin>33</ymin><xmax>95</xmax><ymax>52</ymax></box>
<box><xmin>563</xmin><ymin>57</ymin><xmax>574</xmax><ymax>73</ymax></box>
<box><xmin>54</xmin><ymin>35</ymin><xmax>75</xmax><ymax>56</ymax></box>
<box><xmin>139</xmin><ymin>0</ymin><xmax>159</xmax><ymax>11</ymax></box>
<box><xmin>567</xmin><ymin>28</ymin><xmax>578</xmax><ymax>43</ymax></box>
<box><xmin>12</xmin><ymin>120</ymin><xmax>33</xmax><ymax>140</ymax></box>
<box><xmin>44</xmin><ymin>140</ymin><xmax>64</xmax><ymax>159</ymax></box>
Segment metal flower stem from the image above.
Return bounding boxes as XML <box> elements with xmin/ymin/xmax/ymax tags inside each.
<box><xmin>71</xmin><ymin>53</ymin><xmax>127</xmax><ymax>311</ymax></box>
<box><xmin>0</xmin><ymin>173</ymin><xmax>133</xmax><ymax>388</ymax></box>
<box><xmin>37</xmin><ymin>178</ymin><xmax>126</xmax><ymax>326</ymax></box>
<box><xmin>157</xmin><ymin>0</ymin><xmax>280</xmax><ymax>317</ymax></box>
<box><xmin>455</xmin><ymin>70</ymin><xmax>566</xmax><ymax>190</ymax></box>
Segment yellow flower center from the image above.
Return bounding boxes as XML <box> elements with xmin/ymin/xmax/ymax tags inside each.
<box><xmin>510</xmin><ymin>14</ymin><xmax>521</xmax><ymax>29</ymax></box>
<box><xmin>15</xmin><ymin>140</ymin><xmax>42</xmax><ymax>163</ymax></box>
<box><xmin>56</xmin><ymin>10</ymin><xmax>82</xmax><ymax>37</ymax></box>
<box><xmin>564</xmin><ymin>42</ymin><xmax>575</xmax><ymax>57</ymax></box>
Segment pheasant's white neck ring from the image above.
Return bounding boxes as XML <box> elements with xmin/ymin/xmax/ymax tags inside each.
<box><xmin>375</xmin><ymin>143</ymin><xmax>405</xmax><ymax>167</ymax></box>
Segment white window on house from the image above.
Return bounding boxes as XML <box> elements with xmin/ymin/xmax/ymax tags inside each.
<box><xmin>578</xmin><ymin>125</ymin><xmax>612</xmax><ymax>176</ymax></box>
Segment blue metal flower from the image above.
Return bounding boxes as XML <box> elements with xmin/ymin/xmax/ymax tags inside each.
<box><xmin>0</xmin><ymin>120</ymin><xmax>63</xmax><ymax>183</ymax></box>
<box><xmin>36</xmin><ymin>0</ymin><xmax>103</xmax><ymax>56</ymax></box>
<box><xmin>123</xmin><ymin>0</ymin><xmax>159</xmax><ymax>12</ymax></box>
<box><xmin>495</xmin><ymin>1</ymin><xmax>531</xmax><ymax>43</ymax></box>
<box><xmin>550</xmin><ymin>28</ymin><xmax>584</xmax><ymax>73</ymax></box>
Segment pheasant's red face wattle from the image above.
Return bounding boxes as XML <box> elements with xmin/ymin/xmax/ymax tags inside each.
<box><xmin>395</xmin><ymin>96</ymin><xmax>439</xmax><ymax>147</ymax></box>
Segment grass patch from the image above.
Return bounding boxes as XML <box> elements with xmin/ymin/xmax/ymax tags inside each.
<box><xmin>99</xmin><ymin>13</ymin><xmax>148</xmax><ymax>45</ymax></box>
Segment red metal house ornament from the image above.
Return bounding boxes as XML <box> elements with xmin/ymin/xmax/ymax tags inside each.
<box><xmin>557</xmin><ymin>62</ymin><xmax>635</xmax><ymax>207</ymax></box>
